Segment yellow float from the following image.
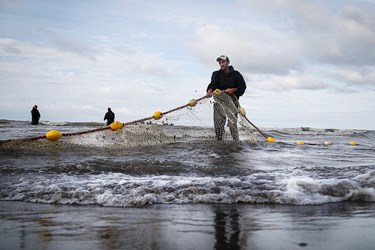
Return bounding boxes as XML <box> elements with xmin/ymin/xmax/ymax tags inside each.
<box><xmin>238</xmin><ymin>107</ymin><xmax>246</xmax><ymax>116</ymax></box>
<box><xmin>110</xmin><ymin>121</ymin><xmax>124</xmax><ymax>131</ymax></box>
<box><xmin>188</xmin><ymin>99</ymin><xmax>198</xmax><ymax>107</ymax></box>
<box><xmin>213</xmin><ymin>89</ymin><xmax>222</xmax><ymax>96</ymax></box>
<box><xmin>46</xmin><ymin>130</ymin><xmax>62</xmax><ymax>141</ymax></box>
<box><xmin>267</xmin><ymin>137</ymin><xmax>276</xmax><ymax>143</ymax></box>
<box><xmin>153</xmin><ymin>111</ymin><xmax>163</xmax><ymax>120</ymax></box>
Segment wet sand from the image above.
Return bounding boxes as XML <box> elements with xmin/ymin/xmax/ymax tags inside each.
<box><xmin>0</xmin><ymin>201</ymin><xmax>374</xmax><ymax>250</ymax></box>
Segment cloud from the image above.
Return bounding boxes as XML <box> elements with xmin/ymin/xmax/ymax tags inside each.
<box><xmin>328</xmin><ymin>66</ymin><xmax>375</xmax><ymax>87</ymax></box>
<box><xmin>246</xmin><ymin>73</ymin><xmax>329</xmax><ymax>92</ymax></box>
<box><xmin>296</xmin><ymin>7</ymin><xmax>375</xmax><ymax>66</ymax></box>
<box><xmin>128</xmin><ymin>53</ymin><xmax>171</xmax><ymax>77</ymax></box>
<box><xmin>187</xmin><ymin>0</ymin><xmax>375</xmax><ymax>93</ymax></box>
<box><xmin>38</xmin><ymin>28</ymin><xmax>97</xmax><ymax>61</ymax></box>
<box><xmin>0</xmin><ymin>38</ymin><xmax>21</xmax><ymax>54</ymax></box>
<box><xmin>246</xmin><ymin>0</ymin><xmax>375</xmax><ymax>67</ymax></box>
<box><xmin>189</xmin><ymin>24</ymin><xmax>301</xmax><ymax>75</ymax></box>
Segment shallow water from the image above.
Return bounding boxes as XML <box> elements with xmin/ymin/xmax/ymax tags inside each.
<box><xmin>1</xmin><ymin>120</ymin><xmax>374</xmax><ymax>207</ymax></box>
<box><xmin>1</xmin><ymin>120</ymin><xmax>374</xmax><ymax>249</ymax></box>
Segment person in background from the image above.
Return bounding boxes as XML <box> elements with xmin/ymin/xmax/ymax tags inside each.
<box><xmin>206</xmin><ymin>55</ymin><xmax>247</xmax><ymax>141</ymax></box>
<box><xmin>31</xmin><ymin>105</ymin><xmax>41</xmax><ymax>125</ymax></box>
<box><xmin>104</xmin><ymin>107</ymin><xmax>115</xmax><ymax>126</ymax></box>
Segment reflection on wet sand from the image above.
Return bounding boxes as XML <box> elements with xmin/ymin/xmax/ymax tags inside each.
<box><xmin>1</xmin><ymin>202</ymin><xmax>375</xmax><ymax>250</ymax></box>
<box><xmin>214</xmin><ymin>206</ymin><xmax>241</xmax><ymax>249</ymax></box>
<box><xmin>99</xmin><ymin>227</ymin><xmax>117</xmax><ymax>250</ymax></box>
<box><xmin>36</xmin><ymin>217</ymin><xmax>54</xmax><ymax>247</ymax></box>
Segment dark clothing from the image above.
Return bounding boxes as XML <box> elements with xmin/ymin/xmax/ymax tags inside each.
<box><xmin>31</xmin><ymin>108</ymin><xmax>40</xmax><ymax>125</ymax></box>
<box><xmin>206</xmin><ymin>66</ymin><xmax>247</xmax><ymax>99</ymax></box>
<box><xmin>104</xmin><ymin>110</ymin><xmax>115</xmax><ymax>125</ymax></box>
<box><xmin>207</xmin><ymin>65</ymin><xmax>246</xmax><ymax>141</ymax></box>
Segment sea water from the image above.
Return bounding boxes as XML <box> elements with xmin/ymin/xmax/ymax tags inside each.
<box><xmin>1</xmin><ymin>119</ymin><xmax>374</xmax><ymax>207</ymax></box>
<box><xmin>0</xmin><ymin>119</ymin><xmax>374</xmax><ymax>249</ymax></box>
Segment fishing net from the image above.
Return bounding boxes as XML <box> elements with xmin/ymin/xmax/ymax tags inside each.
<box><xmin>148</xmin><ymin>93</ymin><xmax>259</xmax><ymax>142</ymax></box>
<box><xmin>0</xmin><ymin>92</ymin><xmax>260</xmax><ymax>149</ymax></box>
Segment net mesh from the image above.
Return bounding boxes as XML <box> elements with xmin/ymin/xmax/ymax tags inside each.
<box><xmin>103</xmin><ymin>93</ymin><xmax>260</xmax><ymax>148</ymax></box>
<box><xmin>151</xmin><ymin>93</ymin><xmax>258</xmax><ymax>140</ymax></box>
<box><xmin>0</xmin><ymin>93</ymin><xmax>260</xmax><ymax>149</ymax></box>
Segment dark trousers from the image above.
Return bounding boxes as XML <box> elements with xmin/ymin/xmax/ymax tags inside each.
<box><xmin>213</xmin><ymin>93</ymin><xmax>239</xmax><ymax>141</ymax></box>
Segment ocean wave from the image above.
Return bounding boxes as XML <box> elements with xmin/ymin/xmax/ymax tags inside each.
<box><xmin>266</xmin><ymin>127</ymin><xmax>371</xmax><ymax>137</ymax></box>
<box><xmin>2</xmin><ymin>170</ymin><xmax>374</xmax><ymax>207</ymax></box>
<box><xmin>41</xmin><ymin>121</ymin><xmax>104</xmax><ymax>127</ymax></box>
<box><xmin>2</xmin><ymin>120</ymin><xmax>374</xmax><ymax>209</ymax></box>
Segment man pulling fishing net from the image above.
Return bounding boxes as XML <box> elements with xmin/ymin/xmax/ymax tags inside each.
<box><xmin>206</xmin><ymin>55</ymin><xmax>247</xmax><ymax>141</ymax></box>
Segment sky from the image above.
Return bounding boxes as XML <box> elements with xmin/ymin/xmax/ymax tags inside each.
<box><xmin>0</xmin><ymin>0</ymin><xmax>374</xmax><ymax>130</ymax></box>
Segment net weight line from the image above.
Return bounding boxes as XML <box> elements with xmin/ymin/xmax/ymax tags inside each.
<box><xmin>1</xmin><ymin>94</ymin><xmax>360</xmax><ymax>146</ymax></box>
<box><xmin>0</xmin><ymin>95</ymin><xmax>209</xmax><ymax>145</ymax></box>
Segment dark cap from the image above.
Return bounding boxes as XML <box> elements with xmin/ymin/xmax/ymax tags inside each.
<box><xmin>216</xmin><ymin>55</ymin><xmax>230</xmax><ymax>62</ymax></box>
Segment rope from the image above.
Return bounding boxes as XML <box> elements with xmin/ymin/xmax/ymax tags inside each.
<box><xmin>226</xmin><ymin>92</ymin><xmax>272</xmax><ymax>140</ymax></box>
<box><xmin>0</xmin><ymin>93</ymin><xmax>360</xmax><ymax>147</ymax></box>
<box><xmin>0</xmin><ymin>95</ymin><xmax>208</xmax><ymax>145</ymax></box>
<box><xmin>162</xmin><ymin>96</ymin><xmax>207</xmax><ymax>116</ymax></box>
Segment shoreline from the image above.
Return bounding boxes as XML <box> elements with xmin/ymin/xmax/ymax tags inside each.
<box><xmin>1</xmin><ymin>201</ymin><xmax>374</xmax><ymax>250</ymax></box>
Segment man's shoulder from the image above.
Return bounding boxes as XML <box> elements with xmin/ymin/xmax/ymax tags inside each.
<box><xmin>233</xmin><ymin>70</ymin><xmax>244</xmax><ymax>79</ymax></box>
<box><xmin>211</xmin><ymin>70</ymin><xmax>221</xmax><ymax>80</ymax></box>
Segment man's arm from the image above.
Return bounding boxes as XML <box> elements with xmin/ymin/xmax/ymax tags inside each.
<box><xmin>206</xmin><ymin>71</ymin><xmax>218</xmax><ymax>96</ymax></box>
<box><xmin>235</xmin><ymin>71</ymin><xmax>246</xmax><ymax>97</ymax></box>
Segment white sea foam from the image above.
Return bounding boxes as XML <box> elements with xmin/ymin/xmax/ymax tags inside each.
<box><xmin>4</xmin><ymin>170</ymin><xmax>374</xmax><ymax>207</ymax></box>
<box><xmin>40</xmin><ymin>121</ymin><xmax>69</xmax><ymax>126</ymax></box>
<box><xmin>353</xmin><ymin>170</ymin><xmax>375</xmax><ymax>186</ymax></box>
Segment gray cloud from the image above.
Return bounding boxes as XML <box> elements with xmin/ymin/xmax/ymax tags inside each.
<box><xmin>329</xmin><ymin>66</ymin><xmax>375</xmax><ymax>87</ymax></box>
<box><xmin>189</xmin><ymin>0</ymin><xmax>375</xmax><ymax>93</ymax></box>
<box><xmin>0</xmin><ymin>41</ymin><xmax>21</xmax><ymax>54</ymax></box>
<box><xmin>190</xmin><ymin>24</ymin><xmax>301</xmax><ymax>75</ymax></box>
<box><xmin>38</xmin><ymin>28</ymin><xmax>97</xmax><ymax>61</ymax></box>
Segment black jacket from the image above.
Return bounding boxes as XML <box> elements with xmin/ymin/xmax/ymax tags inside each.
<box><xmin>31</xmin><ymin>108</ymin><xmax>40</xmax><ymax>125</ymax></box>
<box><xmin>104</xmin><ymin>110</ymin><xmax>115</xmax><ymax>125</ymax></box>
<box><xmin>206</xmin><ymin>65</ymin><xmax>246</xmax><ymax>98</ymax></box>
